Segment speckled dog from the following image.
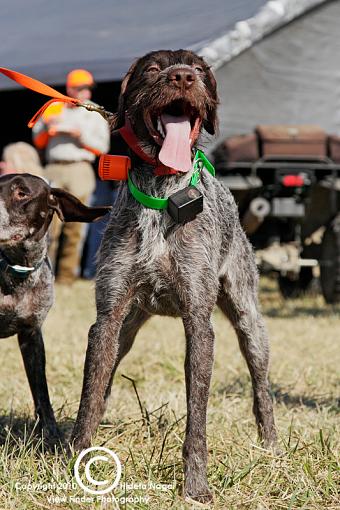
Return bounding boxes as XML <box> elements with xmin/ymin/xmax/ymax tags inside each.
<box><xmin>71</xmin><ymin>50</ymin><xmax>277</xmax><ymax>504</ymax></box>
<box><xmin>0</xmin><ymin>173</ymin><xmax>110</xmax><ymax>444</ymax></box>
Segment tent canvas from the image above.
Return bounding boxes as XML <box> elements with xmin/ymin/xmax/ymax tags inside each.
<box><xmin>215</xmin><ymin>0</ymin><xmax>340</xmax><ymax>142</ymax></box>
<box><xmin>0</xmin><ymin>0</ymin><xmax>267</xmax><ymax>89</ymax></box>
<box><xmin>0</xmin><ymin>0</ymin><xmax>335</xmax><ymax>154</ymax></box>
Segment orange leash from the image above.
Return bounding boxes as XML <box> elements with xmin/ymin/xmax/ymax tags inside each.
<box><xmin>0</xmin><ymin>67</ymin><xmax>80</xmax><ymax>127</ymax></box>
<box><xmin>0</xmin><ymin>67</ymin><xmax>113</xmax><ymax>128</ymax></box>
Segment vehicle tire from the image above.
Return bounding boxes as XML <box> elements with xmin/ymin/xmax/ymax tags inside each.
<box><xmin>320</xmin><ymin>215</ymin><xmax>340</xmax><ymax>304</ymax></box>
<box><xmin>278</xmin><ymin>267</ymin><xmax>314</xmax><ymax>299</ymax></box>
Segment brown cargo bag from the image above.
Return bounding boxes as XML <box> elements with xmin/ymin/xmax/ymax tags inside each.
<box><xmin>328</xmin><ymin>134</ymin><xmax>340</xmax><ymax>163</ymax></box>
<box><xmin>256</xmin><ymin>124</ymin><xmax>327</xmax><ymax>158</ymax></box>
<box><xmin>212</xmin><ymin>133</ymin><xmax>259</xmax><ymax>167</ymax></box>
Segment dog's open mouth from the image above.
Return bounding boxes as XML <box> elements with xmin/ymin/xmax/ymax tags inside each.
<box><xmin>144</xmin><ymin>99</ymin><xmax>202</xmax><ymax>173</ymax></box>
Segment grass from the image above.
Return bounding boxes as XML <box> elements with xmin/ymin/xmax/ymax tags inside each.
<box><xmin>0</xmin><ymin>277</ymin><xmax>339</xmax><ymax>509</ymax></box>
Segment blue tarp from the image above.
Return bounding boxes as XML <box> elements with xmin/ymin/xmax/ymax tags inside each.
<box><xmin>0</xmin><ymin>0</ymin><xmax>267</xmax><ymax>89</ymax></box>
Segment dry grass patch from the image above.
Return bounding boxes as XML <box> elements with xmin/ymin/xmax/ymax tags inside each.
<box><xmin>0</xmin><ymin>277</ymin><xmax>339</xmax><ymax>509</ymax></box>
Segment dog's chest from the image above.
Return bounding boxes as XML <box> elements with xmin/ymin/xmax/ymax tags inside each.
<box><xmin>132</xmin><ymin>216</ymin><xmax>188</xmax><ymax>315</ymax></box>
<box><xmin>0</xmin><ymin>285</ymin><xmax>52</xmax><ymax>337</ymax></box>
<box><xmin>138</xmin><ymin>228</ymin><xmax>172</xmax><ymax>282</ymax></box>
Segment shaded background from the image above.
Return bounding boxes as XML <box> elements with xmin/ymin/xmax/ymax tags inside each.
<box><xmin>0</xmin><ymin>0</ymin><xmax>265</xmax><ymax>154</ymax></box>
<box><xmin>1</xmin><ymin>0</ymin><xmax>339</xmax><ymax>154</ymax></box>
<box><xmin>216</xmin><ymin>0</ymin><xmax>340</xmax><ymax>140</ymax></box>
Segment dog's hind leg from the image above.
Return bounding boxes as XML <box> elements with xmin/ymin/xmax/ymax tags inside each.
<box><xmin>217</xmin><ymin>242</ymin><xmax>277</xmax><ymax>447</ymax></box>
<box><xmin>104</xmin><ymin>306</ymin><xmax>151</xmax><ymax>402</ymax></box>
<box><xmin>18</xmin><ymin>328</ymin><xmax>60</xmax><ymax>445</ymax></box>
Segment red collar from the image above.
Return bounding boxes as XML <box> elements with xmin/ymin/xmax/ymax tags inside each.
<box><xmin>118</xmin><ymin>118</ymin><xmax>179</xmax><ymax>176</ymax></box>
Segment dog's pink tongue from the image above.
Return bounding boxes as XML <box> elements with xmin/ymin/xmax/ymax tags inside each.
<box><xmin>158</xmin><ymin>114</ymin><xmax>192</xmax><ymax>172</ymax></box>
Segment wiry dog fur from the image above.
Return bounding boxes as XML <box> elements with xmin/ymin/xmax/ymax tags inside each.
<box><xmin>71</xmin><ymin>50</ymin><xmax>277</xmax><ymax>504</ymax></box>
<box><xmin>0</xmin><ymin>174</ymin><xmax>110</xmax><ymax>445</ymax></box>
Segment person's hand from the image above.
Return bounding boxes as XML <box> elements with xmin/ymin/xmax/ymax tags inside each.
<box><xmin>48</xmin><ymin>127</ymin><xmax>81</xmax><ymax>139</ymax></box>
<box><xmin>69</xmin><ymin>129</ymin><xmax>81</xmax><ymax>139</ymax></box>
<box><xmin>45</xmin><ymin>115</ymin><xmax>60</xmax><ymax>127</ymax></box>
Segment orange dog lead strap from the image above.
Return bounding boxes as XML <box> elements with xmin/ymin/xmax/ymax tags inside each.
<box><xmin>0</xmin><ymin>67</ymin><xmax>105</xmax><ymax>156</ymax></box>
<box><xmin>0</xmin><ymin>67</ymin><xmax>79</xmax><ymax>102</ymax></box>
<box><xmin>0</xmin><ymin>67</ymin><xmax>81</xmax><ymax>127</ymax></box>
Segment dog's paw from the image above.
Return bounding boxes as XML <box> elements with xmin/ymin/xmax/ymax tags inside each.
<box><xmin>258</xmin><ymin>437</ymin><xmax>284</xmax><ymax>458</ymax></box>
<box><xmin>41</xmin><ymin>426</ymin><xmax>63</xmax><ymax>451</ymax></box>
<box><xmin>184</xmin><ymin>481</ymin><xmax>213</xmax><ymax>508</ymax></box>
<box><xmin>69</xmin><ymin>435</ymin><xmax>91</xmax><ymax>454</ymax></box>
<box><xmin>184</xmin><ymin>492</ymin><xmax>213</xmax><ymax>508</ymax></box>
<box><xmin>63</xmin><ymin>442</ymin><xmax>75</xmax><ymax>460</ymax></box>
<box><xmin>270</xmin><ymin>444</ymin><xmax>285</xmax><ymax>457</ymax></box>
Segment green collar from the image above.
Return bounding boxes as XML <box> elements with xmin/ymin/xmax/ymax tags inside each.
<box><xmin>127</xmin><ymin>150</ymin><xmax>215</xmax><ymax>210</ymax></box>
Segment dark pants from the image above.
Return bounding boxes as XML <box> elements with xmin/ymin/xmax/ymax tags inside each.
<box><xmin>82</xmin><ymin>178</ymin><xmax>117</xmax><ymax>279</ymax></box>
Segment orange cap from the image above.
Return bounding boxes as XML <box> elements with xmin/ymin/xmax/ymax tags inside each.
<box><xmin>98</xmin><ymin>154</ymin><xmax>131</xmax><ymax>181</ymax></box>
<box><xmin>66</xmin><ymin>69</ymin><xmax>94</xmax><ymax>88</ymax></box>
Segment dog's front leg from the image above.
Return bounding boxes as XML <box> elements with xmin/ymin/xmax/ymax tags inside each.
<box><xmin>71</xmin><ymin>293</ymin><xmax>133</xmax><ymax>451</ymax></box>
<box><xmin>18</xmin><ymin>328</ymin><xmax>60</xmax><ymax>445</ymax></box>
<box><xmin>182</xmin><ymin>313</ymin><xmax>215</xmax><ymax>505</ymax></box>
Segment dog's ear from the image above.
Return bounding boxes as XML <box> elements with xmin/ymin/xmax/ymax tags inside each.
<box><xmin>48</xmin><ymin>188</ymin><xmax>111</xmax><ymax>222</ymax></box>
<box><xmin>120</xmin><ymin>59</ymin><xmax>139</xmax><ymax>95</ymax></box>
<box><xmin>112</xmin><ymin>59</ymin><xmax>139</xmax><ymax>129</ymax></box>
<box><xmin>203</xmin><ymin>67</ymin><xmax>219</xmax><ymax>135</ymax></box>
<box><xmin>204</xmin><ymin>105</ymin><xmax>218</xmax><ymax>136</ymax></box>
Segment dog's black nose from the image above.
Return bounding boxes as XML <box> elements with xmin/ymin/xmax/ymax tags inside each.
<box><xmin>168</xmin><ymin>67</ymin><xmax>196</xmax><ymax>89</ymax></box>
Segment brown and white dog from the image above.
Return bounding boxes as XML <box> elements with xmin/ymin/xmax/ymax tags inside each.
<box><xmin>71</xmin><ymin>50</ymin><xmax>277</xmax><ymax>504</ymax></box>
<box><xmin>0</xmin><ymin>173</ymin><xmax>110</xmax><ymax>444</ymax></box>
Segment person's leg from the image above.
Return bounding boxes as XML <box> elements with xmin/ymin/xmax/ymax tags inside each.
<box><xmin>83</xmin><ymin>179</ymin><xmax>115</xmax><ymax>279</ymax></box>
<box><xmin>57</xmin><ymin>220</ymin><xmax>84</xmax><ymax>283</ymax></box>
<box><xmin>47</xmin><ymin>214</ymin><xmax>63</xmax><ymax>272</ymax></box>
<box><xmin>56</xmin><ymin>162</ymin><xmax>95</xmax><ymax>283</ymax></box>
<box><xmin>44</xmin><ymin>164</ymin><xmax>68</xmax><ymax>271</ymax></box>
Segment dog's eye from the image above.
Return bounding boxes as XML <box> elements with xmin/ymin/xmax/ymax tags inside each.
<box><xmin>146</xmin><ymin>65</ymin><xmax>160</xmax><ymax>73</ymax></box>
<box><xmin>194</xmin><ymin>66</ymin><xmax>204</xmax><ymax>73</ymax></box>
